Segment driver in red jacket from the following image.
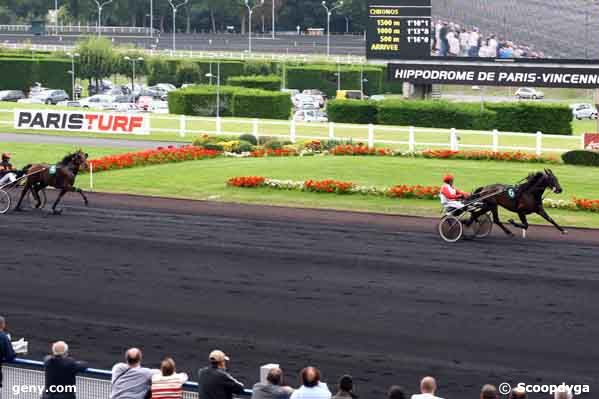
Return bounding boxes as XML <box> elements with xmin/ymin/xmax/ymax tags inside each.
<box><xmin>440</xmin><ymin>174</ymin><xmax>470</xmax><ymax>210</ymax></box>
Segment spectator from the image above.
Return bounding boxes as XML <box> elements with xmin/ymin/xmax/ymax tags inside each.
<box><xmin>151</xmin><ymin>357</ymin><xmax>188</xmax><ymax>399</ymax></box>
<box><xmin>447</xmin><ymin>31</ymin><xmax>460</xmax><ymax>57</ymax></box>
<box><xmin>252</xmin><ymin>367</ymin><xmax>293</xmax><ymax>399</ymax></box>
<box><xmin>0</xmin><ymin>316</ymin><xmax>16</xmax><ymax>391</ymax></box>
<box><xmin>508</xmin><ymin>386</ymin><xmax>526</xmax><ymax>399</ymax></box>
<box><xmin>411</xmin><ymin>376</ymin><xmax>443</xmax><ymax>399</ymax></box>
<box><xmin>197</xmin><ymin>350</ymin><xmax>245</xmax><ymax>399</ymax></box>
<box><xmin>332</xmin><ymin>375</ymin><xmax>357</xmax><ymax>399</ymax></box>
<box><xmin>480</xmin><ymin>384</ymin><xmax>498</xmax><ymax>399</ymax></box>
<box><xmin>439</xmin><ymin>22</ymin><xmax>449</xmax><ymax>56</ymax></box>
<box><xmin>290</xmin><ymin>367</ymin><xmax>331</xmax><ymax>399</ymax></box>
<box><xmin>42</xmin><ymin>341</ymin><xmax>87</xmax><ymax>399</ymax></box>
<box><xmin>468</xmin><ymin>28</ymin><xmax>481</xmax><ymax>56</ymax></box>
<box><xmin>110</xmin><ymin>348</ymin><xmax>156</xmax><ymax>399</ymax></box>
<box><xmin>554</xmin><ymin>386</ymin><xmax>573</xmax><ymax>399</ymax></box>
<box><xmin>388</xmin><ymin>386</ymin><xmax>407</xmax><ymax>399</ymax></box>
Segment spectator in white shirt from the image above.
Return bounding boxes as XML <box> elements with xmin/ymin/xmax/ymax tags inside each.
<box><xmin>554</xmin><ymin>385</ymin><xmax>573</xmax><ymax>399</ymax></box>
<box><xmin>480</xmin><ymin>384</ymin><xmax>498</xmax><ymax>399</ymax></box>
<box><xmin>410</xmin><ymin>376</ymin><xmax>443</xmax><ymax>399</ymax></box>
<box><xmin>151</xmin><ymin>357</ymin><xmax>188</xmax><ymax>399</ymax></box>
<box><xmin>290</xmin><ymin>367</ymin><xmax>331</xmax><ymax>399</ymax></box>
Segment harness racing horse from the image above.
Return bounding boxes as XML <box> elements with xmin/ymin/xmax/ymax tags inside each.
<box><xmin>469</xmin><ymin>169</ymin><xmax>566</xmax><ymax>236</ymax></box>
<box><xmin>15</xmin><ymin>150</ymin><xmax>89</xmax><ymax>215</ymax></box>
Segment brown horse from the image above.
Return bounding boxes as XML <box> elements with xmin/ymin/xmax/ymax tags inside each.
<box><xmin>15</xmin><ymin>150</ymin><xmax>89</xmax><ymax>215</ymax></box>
<box><xmin>469</xmin><ymin>169</ymin><xmax>566</xmax><ymax>236</ymax></box>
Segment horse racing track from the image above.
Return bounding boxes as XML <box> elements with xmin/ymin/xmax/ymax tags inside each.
<box><xmin>1</xmin><ymin>192</ymin><xmax>598</xmax><ymax>398</ymax></box>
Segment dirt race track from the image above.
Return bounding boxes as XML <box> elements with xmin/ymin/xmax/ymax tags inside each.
<box><xmin>1</xmin><ymin>192</ymin><xmax>598</xmax><ymax>398</ymax></box>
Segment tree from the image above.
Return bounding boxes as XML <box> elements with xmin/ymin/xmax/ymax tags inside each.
<box><xmin>76</xmin><ymin>37</ymin><xmax>116</xmax><ymax>90</ymax></box>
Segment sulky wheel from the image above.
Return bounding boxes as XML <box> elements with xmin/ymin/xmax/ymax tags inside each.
<box><xmin>0</xmin><ymin>190</ymin><xmax>11</xmax><ymax>214</ymax></box>
<box><xmin>438</xmin><ymin>214</ymin><xmax>463</xmax><ymax>243</ymax></box>
<box><xmin>473</xmin><ymin>212</ymin><xmax>493</xmax><ymax>239</ymax></box>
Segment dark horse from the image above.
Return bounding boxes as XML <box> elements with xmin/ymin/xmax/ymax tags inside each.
<box><xmin>15</xmin><ymin>150</ymin><xmax>89</xmax><ymax>215</ymax></box>
<box><xmin>469</xmin><ymin>169</ymin><xmax>567</xmax><ymax>236</ymax></box>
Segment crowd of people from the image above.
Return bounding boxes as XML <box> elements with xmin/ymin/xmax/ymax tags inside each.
<box><xmin>432</xmin><ymin>20</ymin><xmax>545</xmax><ymax>59</ymax></box>
<box><xmin>0</xmin><ymin>315</ymin><xmax>578</xmax><ymax>399</ymax></box>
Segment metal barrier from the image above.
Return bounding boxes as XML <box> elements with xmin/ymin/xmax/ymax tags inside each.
<box><xmin>1</xmin><ymin>359</ymin><xmax>252</xmax><ymax>399</ymax></box>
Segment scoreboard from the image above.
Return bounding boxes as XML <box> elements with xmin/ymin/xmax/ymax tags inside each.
<box><xmin>366</xmin><ymin>0</ymin><xmax>432</xmax><ymax>60</ymax></box>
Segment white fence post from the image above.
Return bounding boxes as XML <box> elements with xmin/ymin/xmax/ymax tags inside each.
<box><xmin>290</xmin><ymin>119</ymin><xmax>297</xmax><ymax>143</ymax></box>
<box><xmin>492</xmin><ymin>129</ymin><xmax>499</xmax><ymax>152</ymax></box>
<box><xmin>536</xmin><ymin>131</ymin><xmax>542</xmax><ymax>156</ymax></box>
<box><xmin>450</xmin><ymin>128</ymin><xmax>458</xmax><ymax>151</ymax></box>
<box><xmin>367</xmin><ymin>124</ymin><xmax>374</xmax><ymax>149</ymax></box>
<box><xmin>216</xmin><ymin>116</ymin><xmax>222</xmax><ymax>135</ymax></box>
<box><xmin>179</xmin><ymin>114</ymin><xmax>186</xmax><ymax>138</ymax></box>
<box><xmin>328</xmin><ymin>122</ymin><xmax>335</xmax><ymax>140</ymax></box>
<box><xmin>252</xmin><ymin>119</ymin><xmax>259</xmax><ymax>143</ymax></box>
<box><xmin>408</xmin><ymin>126</ymin><xmax>415</xmax><ymax>152</ymax></box>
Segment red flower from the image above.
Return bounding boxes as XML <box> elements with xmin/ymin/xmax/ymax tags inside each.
<box><xmin>226</xmin><ymin>176</ymin><xmax>266</xmax><ymax>187</ymax></box>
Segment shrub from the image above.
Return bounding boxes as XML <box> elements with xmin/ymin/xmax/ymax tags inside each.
<box><xmin>285</xmin><ymin>64</ymin><xmax>384</xmax><ymax>97</ymax></box>
<box><xmin>227</xmin><ymin>75</ymin><xmax>282</xmax><ymax>91</ymax></box>
<box><xmin>238</xmin><ymin>140</ymin><xmax>255</xmax><ymax>153</ymax></box>
<box><xmin>239</xmin><ymin>133</ymin><xmax>258</xmax><ymax>145</ymax></box>
<box><xmin>485</xmin><ymin>102</ymin><xmax>572</xmax><ymax>135</ymax></box>
<box><xmin>264</xmin><ymin>139</ymin><xmax>283</xmax><ymax>150</ymax></box>
<box><xmin>176</xmin><ymin>60</ymin><xmax>202</xmax><ymax>86</ymax></box>
<box><xmin>147</xmin><ymin>58</ymin><xmax>177</xmax><ymax>86</ymax></box>
<box><xmin>327</xmin><ymin>100</ymin><xmax>378</xmax><ymax>124</ymax></box>
<box><xmin>231</xmin><ymin>89</ymin><xmax>292</xmax><ymax>119</ymax></box>
<box><xmin>377</xmin><ymin>100</ymin><xmax>497</xmax><ymax>130</ymax></box>
<box><xmin>562</xmin><ymin>150</ymin><xmax>599</xmax><ymax>166</ymax></box>
<box><xmin>243</xmin><ymin>61</ymin><xmax>276</xmax><ymax>75</ymax></box>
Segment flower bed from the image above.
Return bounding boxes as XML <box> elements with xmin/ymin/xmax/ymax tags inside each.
<box><xmin>227</xmin><ymin>176</ymin><xmax>598</xmax><ymax>213</ymax></box>
<box><xmin>419</xmin><ymin>149</ymin><xmax>559</xmax><ymax>163</ymax></box>
<box><xmin>330</xmin><ymin>144</ymin><xmax>393</xmax><ymax>156</ymax></box>
<box><xmin>89</xmin><ymin>146</ymin><xmax>220</xmax><ymax>172</ymax></box>
<box><xmin>250</xmin><ymin>148</ymin><xmax>298</xmax><ymax>157</ymax></box>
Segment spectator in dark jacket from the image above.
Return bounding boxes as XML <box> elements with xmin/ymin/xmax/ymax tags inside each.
<box><xmin>197</xmin><ymin>350</ymin><xmax>245</xmax><ymax>399</ymax></box>
<box><xmin>388</xmin><ymin>386</ymin><xmax>407</xmax><ymax>399</ymax></box>
<box><xmin>0</xmin><ymin>316</ymin><xmax>16</xmax><ymax>389</ymax></box>
<box><xmin>252</xmin><ymin>367</ymin><xmax>293</xmax><ymax>399</ymax></box>
<box><xmin>332</xmin><ymin>375</ymin><xmax>357</xmax><ymax>399</ymax></box>
<box><xmin>42</xmin><ymin>341</ymin><xmax>88</xmax><ymax>399</ymax></box>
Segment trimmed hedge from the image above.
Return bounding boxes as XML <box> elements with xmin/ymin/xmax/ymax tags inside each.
<box><xmin>327</xmin><ymin>100</ymin><xmax>378</xmax><ymax>124</ymax></box>
<box><xmin>227</xmin><ymin>75</ymin><xmax>282</xmax><ymax>91</ymax></box>
<box><xmin>0</xmin><ymin>57</ymin><xmax>71</xmax><ymax>95</ymax></box>
<box><xmin>168</xmin><ymin>85</ymin><xmax>291</xmax><ymax>119</ymax></box>
<box><xmin>148</xmin><ymin>58</ymin><xmax>245</xmax><ymax>86</ymax></box>
<box><xmin>376</xmin><ymin>100</ymin><xmax>497</xmax><ymax>130</ymax></box>
<box><xmin>562</xmin><ymin>150</ymin><xmax>599</xmax><ymax>166</ymax></box>
<box><xmin>485</xmin><ymin>102</ymin><xmax>572</xmax><ymax>135</ymax></box>
<box><xmin>285</xmin><ymin>64</ymin><xmax>383</xmax><ymax>97</ymax></box>
<box><xmin>168</xmin><ymin>85</ymin><xmax>238</xmax><ymax>117</ymax></box>
<box><xmin>232</xmin><ymin>90</ymin><xmax>292</xmax><ymax>119</ymax></box>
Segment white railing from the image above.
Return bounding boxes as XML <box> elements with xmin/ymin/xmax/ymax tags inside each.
<box><xmin>0</xmin><ymin>108</ymin><xmax>584</xmax><ymax>155</ymax></box>
<box><xmin>0</xmin><ymin>24</ymin><xmax>155</xmax><ymax>35</ymax></box>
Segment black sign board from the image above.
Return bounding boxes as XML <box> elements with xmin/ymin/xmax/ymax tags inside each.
<box><xmin>366</xmin><ymin>0</ymin><xmax>432</xmax><ymax>60</ymax></box>
<box><xmin>388</xmin><ymin>63</ymin><xmax>599</xmax><ymax>88</ymax></box>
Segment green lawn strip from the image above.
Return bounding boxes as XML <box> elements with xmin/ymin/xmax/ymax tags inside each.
<box><xmin>67</xmin><ymin>156</ymin><xmax>599</xmax><ymax>228</ymax></box>
<box><xmin>0</xmin><ymin>142</ymin><xmax>138</xmax><ymax>166</ymax></box>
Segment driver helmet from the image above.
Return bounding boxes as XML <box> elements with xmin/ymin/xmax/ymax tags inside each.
<box><xmin>443</xmin><ymin>174</ymin><xmax>454</xmax><ymax>184</ymax></box>
<box><xmin>2</xmin><ymin>153</ymin><xmax>11</xmax><ymax>161</ymax></box>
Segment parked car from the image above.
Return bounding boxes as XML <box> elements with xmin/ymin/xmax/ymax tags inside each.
<box><xmin>155</xmin><ymin>83</ymin><xmax>177</xmax><ymax>92</ymax></box>
<box><xmin>302</xmin><ymin>89</ymin><xmax>327</xmax><ymax>99</ymax></box>
<box><xmin>294</xmin><ymin>109</ymin><xmax>328</xmax><ymax>123</ymax></box>
<box><xmin>0</xmin><ymin>90</ymin><xmax>26</xmax><ymax>102</ymax></box>
<box><xmin>79</xmin><ymin>94</ymin><xmax>115</xmax><ymax>110</ymax></box>
<box><xmin>293</xmin><ymin>94</ymin><xmax>321</xmax><ymax>109</ymax></box>
<box><xmin>137</xmin><ymin>95</ymin><xmax>153</xmax><ymax>111</ymax></box>
<box><xmin>282</xmin><ymin>88</ymin><xmax>300</xmax><ymax>97</ymax></box>
<box><xmin>57</xmin><ymin>100</ymin><xmax>83</xmax><ymax>108</ymax></box>
<box><xmin>370</xmin><ymin>94</ymin><xmax>386</xmax><ymax>101</ymax></box>
<box><xmin>336</xmin><ymin>90</ymin><xmax>366</xmax><ymax>100</ymax></box>
<box><xmin>571</xmin><ymin>103</ymin><xmax>598</xmax><ymax>120</ymax></box>
<box><xmin>150</xmin><ymin>100</ymin><xmax>169</xmax><ymax>114</ymax></box>
<box><xmin>38</xmin><ymin>89</ymin><xmax>70</xmax><ymax>105</ymax></box>
<box><xmin>515</xmin><ymin>87</ymin><xmax>544</xmax><ymax>100</ymax></box>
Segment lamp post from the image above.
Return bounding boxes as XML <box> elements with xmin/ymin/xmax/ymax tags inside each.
<box><xmin>245</xmin><ymin>0</ymin><xmax>265</xmax><ymax>53</ymax></box>
<box><xmin>124</xmin><ymin>56</ymin><xmax>144</xmax><ymax>91</ymax></box>
<box><xmin>271</xmin><ymin>0</ymin><xmax>276</xmax><ymax>40</ymax></box>
<box><xmin>168</xmin><ymin>0</ymin><xmax>189</xmax><ymax>52</ymax></box>
<box><xmin>360</xmin><ymin>64</ymin><xmax>368</xmax><ymax>100</ymax></box>
<box><xmin>93</xmin><ymin>0</ymin><xmax>113</xmax><ymax>36</ymax></box>
<box><xmin>150</xmin><ymin>0</ymin><xmax>153</xmax><ymax>38</ymax></box>
<box><xmin>321</xmin><ymin>1</ymin><xmax>343</xmax><ymax>57</ymax></box>
<box><xmin>66</xmin><ymin>52</ymin><xmax>80</xmax><ymax>99</ymax></box>
<box><xmin>205</xmin><ymin>62</ymin><xmax>221</xmax><ymax>119</ymax></box>
<box><xmin>54</xmin><ymin>0</ymin><xmax>59</xmax><ymax>35</ymax></box>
